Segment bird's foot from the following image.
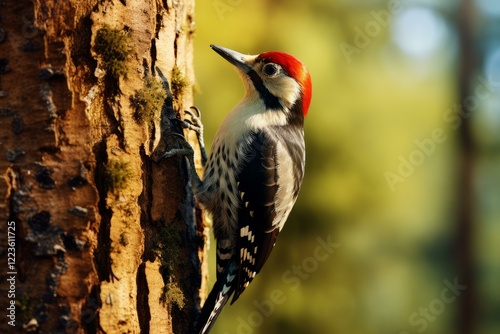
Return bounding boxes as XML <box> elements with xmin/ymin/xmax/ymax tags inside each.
<box><xmin>158</xmin><ymin>133</ymin><xmax>195</xmax><ymax>161</ymax></box>
<box><xmin>172</xmin><ymin>106</ymin><xmax>207</xmax><ymax>166</ymax></box>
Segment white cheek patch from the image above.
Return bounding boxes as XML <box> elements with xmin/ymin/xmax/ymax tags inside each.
<box><xmin>264</xmin><ymin>76</ymin><xmax>301</xmax><ymax>110</ymax></box>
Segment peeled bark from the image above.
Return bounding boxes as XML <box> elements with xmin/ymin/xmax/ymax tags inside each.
<box><xmin>0</xmin><ymin>0</ymin><xmax>207</xmax><ymax>333</ymax></box>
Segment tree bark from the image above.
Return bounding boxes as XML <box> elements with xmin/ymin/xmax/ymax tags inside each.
<box><xmin>0</xmin><ymin>0</ymin><xmax>207</xmax><ymax>333</ymax></box>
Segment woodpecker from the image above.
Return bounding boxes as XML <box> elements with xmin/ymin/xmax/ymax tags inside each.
<box><xmin>165</xmin><ymin>45</ymin><xmax>311</xmax><ymax>333</ymax></box>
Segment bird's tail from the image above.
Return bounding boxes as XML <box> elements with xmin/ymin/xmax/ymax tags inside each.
<box><xmin>195</xmin><ymin>261</ymin><xmax>238</xmax><ymax>334</ymax></box>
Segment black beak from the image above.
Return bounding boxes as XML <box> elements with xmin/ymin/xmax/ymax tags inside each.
<box><xmin>210</xmin><ymin>44</ymin><xmax>252</xmax><ymax>73</ymax></box>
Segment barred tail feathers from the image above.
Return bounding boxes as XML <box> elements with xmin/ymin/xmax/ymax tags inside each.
<box><xmin>196</xmin><ymin>261</ymin><xmax>237</xmax><ymax>334</ymax></box>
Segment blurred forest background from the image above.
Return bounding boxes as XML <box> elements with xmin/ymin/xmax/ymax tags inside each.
<box><xmin>192</xmin><ymin>0</ymin><xmax>500</xmax><ymax>333</ymax></box>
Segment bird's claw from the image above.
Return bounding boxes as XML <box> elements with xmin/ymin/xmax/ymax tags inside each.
<box><xmin>157</xmin><ymin>134</ymin><xmax>194</xmax><ymax>161</ymax></box>
<box><xmin>159</xmin><ymin>147</ymin><xmax>194</xmax><ymax>160</ymax></box>
<box><xmin>184</xmin><ymin>106</ymin><xmax>203</xmax><ymax>129</ymax></box>
<box><xmin>173</xmin><ymin>106</ymin><xmax>203</xmax><ymax>135</ymax></box>
<box><xmin>171</xmin><ymin>106</ymin><xmax>207</xmax><ymax>166</ymax></box>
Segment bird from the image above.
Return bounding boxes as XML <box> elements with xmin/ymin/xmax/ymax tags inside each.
<box><xmin>164</xmin><ymin>44</ymin><xmax>312</xmax><ymax>333</ymax></box>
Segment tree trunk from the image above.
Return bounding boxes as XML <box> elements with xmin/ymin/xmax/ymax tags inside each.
<box><xmin>0</xmin><ymin>0</ymin><xmax>208</xmax><ymax>333</ymax></box>
<box><xmin>457</xmin><ymin>0</ymin><xmax>476</xmax><ymax>333</ymax></box>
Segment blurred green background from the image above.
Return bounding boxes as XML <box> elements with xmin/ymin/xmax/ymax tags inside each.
<box><xmin>192</xmin><ymin>0</ymin><xmax>500</xmax><ymax>333</ymax></box>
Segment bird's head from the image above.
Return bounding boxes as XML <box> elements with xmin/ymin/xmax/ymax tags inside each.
<box><xmin>211</xmin><ymin>44</ymin><xmax>312</xmax><ymax>119</ymax></box>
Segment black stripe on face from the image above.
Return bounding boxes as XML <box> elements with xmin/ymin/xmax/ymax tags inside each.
<box><xmin>247</xmin><ymin>69</ymin><xmax>282</xmax><ymax>110</ymax></box>
<box><xmin>287</xmin><ymin>95</ymin><xmax>305</xmax><ymax>127</ymax></box>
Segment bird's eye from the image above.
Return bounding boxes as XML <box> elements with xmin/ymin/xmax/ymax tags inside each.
<box><xmin>263</xmin><ymin>63</ymin><xmax>279</xmax><ymax>77</ymax></box>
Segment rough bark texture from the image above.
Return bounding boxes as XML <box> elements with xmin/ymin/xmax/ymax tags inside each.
<box><xmin>0</xmin><ymin>0</ymin><xmax>208</xmax><ymax>333</ymax></box>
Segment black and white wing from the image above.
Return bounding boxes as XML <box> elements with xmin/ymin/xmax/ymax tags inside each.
<box><xmin>232</xmin><ymin>129</ymin><xmax>304</xmax><ymax>303</ymax></box>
